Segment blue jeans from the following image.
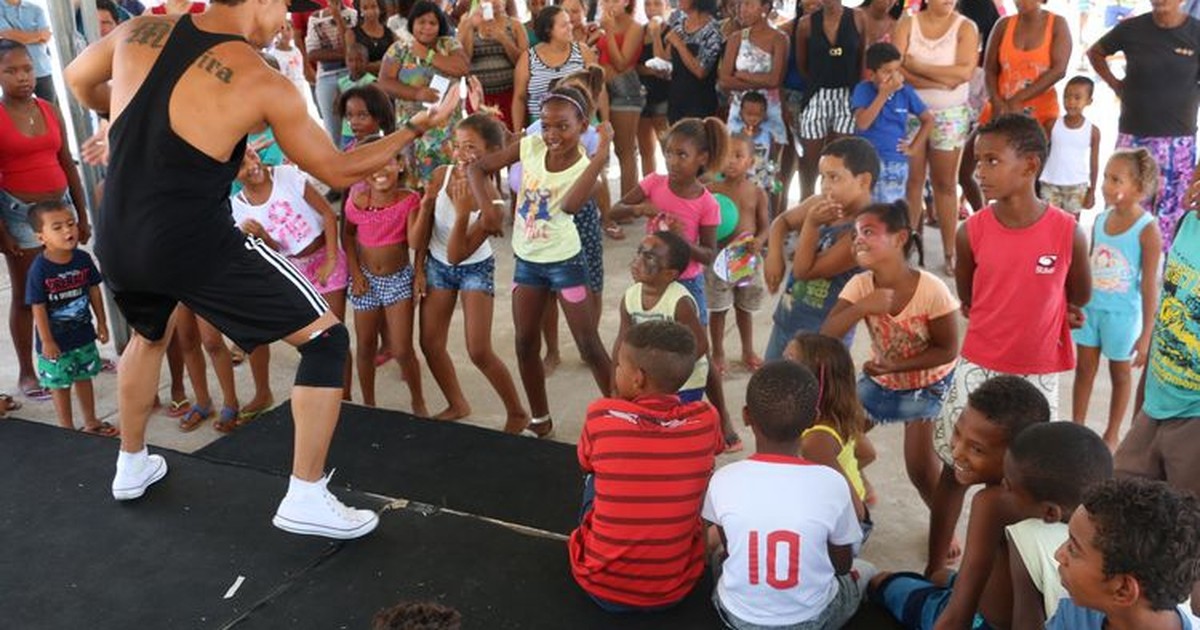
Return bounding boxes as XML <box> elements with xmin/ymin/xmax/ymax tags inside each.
<box><xmin>315</xmin><ymin>69</ymin><xmax>349</xmax><ymax>144</ymax></box>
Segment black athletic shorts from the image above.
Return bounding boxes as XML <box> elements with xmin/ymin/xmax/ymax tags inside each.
<box><xmin>111</xmin><ymin>237</ymin><xmax>329</xmax><ymax>350</ymax></box>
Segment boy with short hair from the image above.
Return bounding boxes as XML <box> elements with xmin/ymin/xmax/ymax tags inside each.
<box><xmin>24</xmin><ymin>201</ymin><xmax>116</xmax><ymax>436</ymax></box>
<box><xmin>869</xmin><ymin>375</ymin><xmax>1051</xmax><ymax>630</ymax></box>
<box><xmin>852</xmin><ymin>42</ymin><xmax>933</xmax><ymax>205</ymax></box>
<box><xmin>763</xmin><ymin>137</ymin><xmax>879</xmax><ymax>359</ymax></box>
<box><xmin>1049</xmin><ymin>477</ymin><xmax>1200</xmax><ymax>629</ymax></box>
<box><xmin>1005</xmin><ymin>422</ymin><xmax>1115</xmax><ymax>628</ymax></box>
<box><xmin>1040</xmin><ymin>76</ymin><xmax>1101</xmax><ymax>220</ymax></box>
<box><xmin>703</xmin><ymin>360</ymin><xmax>869</xmax><ymax>629</ymax></box>
<box><xmin>706</xmin><ymin>134</ymin><xmax>770</xmax><ymax>374</ymax></box>
<box><xmin>338</xmin><ymin>43</ymin><xmax>378</xmax><ymax>148</ymax></box>
<box><xmin>570</xmin><ymin>320</ymin><xmax>724</xmax><ymax>612</ymax></box>
<box><xmin>734</xmin><ymin>91</ymin><xmax>783</xmax><ymax>203</ymax></box>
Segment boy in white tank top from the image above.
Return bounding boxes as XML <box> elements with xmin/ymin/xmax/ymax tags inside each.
<box><xmin>1040</xmin><ymin>76</ymin><xmax>1101</xmax><ymax>220</ymax></box>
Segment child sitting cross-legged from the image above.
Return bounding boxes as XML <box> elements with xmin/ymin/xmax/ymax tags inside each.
<box><xmin>703</xmin><ymin>360</ymin><xmax>873</xmax><ymax>629</ymax></box>
<box><xmin>1048</xmin><ymin>477</ymin><xmax>1200</xmax><ymax>629</ymax></box>
<box><xmin>570</xmin><ymin>320</ymin><xmax>724</xmax><ymax>612</ymax></box>
<box><xmin>1004</xmin><ymin>422</ymin><xmax>1114</xmax><ymax>628</ymax></box>
<box><xmin>869</xmin><ymin>375</ymin><xmax>1051</xmax><ymax>630</ymax></box>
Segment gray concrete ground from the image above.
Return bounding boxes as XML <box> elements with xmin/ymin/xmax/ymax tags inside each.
<box><xmin>0</xmin><ymin>62</ymin><xmax>1129</xmax><ymax>576</ymax></box>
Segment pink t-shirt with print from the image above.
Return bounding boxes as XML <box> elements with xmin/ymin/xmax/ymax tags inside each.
<box><xmin>841</xmin><ymin>269</ymin><xmax>960</xmax><ymax>390</ymax></box>
<box><xmin>640</xmin><ymin>173</ymin><xmax>720</xmax><ymax>280</ymax></box>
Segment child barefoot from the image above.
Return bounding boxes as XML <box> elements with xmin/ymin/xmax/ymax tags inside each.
<box><xmin>410</xmin><ymin>113</ymin><xmax>529</xmax><ymax>431</ymax></box>
<box><xmin>344</xmin><ymin>141</ymin><xmax>426</xmax><ymax>415</ymax></box>
<box><xmin>821</xmin><ymin>200</ymin><xmax>959</xmax><ymax>510</ymax></box>
<box><xmin>706</xmin><ymin>133</ymin><xmax>769</xmax><ymax>374</ymax></box>
<box><xmin>26</xmin><ymin>201</ymin><xmax>116</xmax><ymax>436</ymax></box>
<box><xmin>1071</xmin><ymin>149</ymin><xmax>1162</xmax><ymax>451</ymax></box>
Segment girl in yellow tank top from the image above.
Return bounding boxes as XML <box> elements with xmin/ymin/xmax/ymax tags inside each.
<box><xmin>784</xmin><ymin>333</ymin><xmax>873</xmax><ymax>526</ymax></box>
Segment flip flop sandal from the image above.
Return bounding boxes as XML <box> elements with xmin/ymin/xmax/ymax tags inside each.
<box><xmin>22</xmin><ymin>385</ymin><xmax>52</xmax><ymax>402</ymax></box>
<box><xmin>603</xmin><ymin>223</ymin><xmax>626</xmax><ymax>240</ymax></box>
<box><xmin>178</xmin><ymin>404</ymin><xmax>213</xmax><ymax>432</ymax></box>
<box><xmin>100</xmin><ymin>359</ymin><xmax>118</xmax><ymax>374</ymax></box>
<box><xmin>163</xmin><ymin>398</ymin><xmax>191</xmax><ymax>418</ymax></box>
<box><xmin>213</xmin><ymin>406</ymin><xmax>239</xmax><ymax>433</ymax></box>
<box><xmin>521</xmin><ymin>415</ymin><xmax>555</xmax><ymax>439</ymax></box>
<box><xmin>237</xmin><ymin>399</ymin><xmax>275</xmax><ymax>426</ymax></box>
<box><xmin>80</xmin><ymin>421</ymin><xmax>120</xmax><ymax>437</ymax></box>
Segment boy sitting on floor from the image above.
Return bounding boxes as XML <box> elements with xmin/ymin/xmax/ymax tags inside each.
<box><xmin>1005</xmin><ymin>422</ymin><xmax>1114</xmax><ymax>628</ymax></box>
<box><xmin>570</xmin><ymin>320</ymin><xmax>724</xmax><ymax>612</ymax></box>
<box><xmin>869</xmin><ymin>376</ymin><xmax>1050</xmax><ymax>629</ymax></box>
<box><xmin>1050</xmin><ymin>477</ymin><xmax>1200</xmax><ymax>629</ymax></box>
<box><xmin>703</xmin><ymin>360</ymin><xmax>871</xmax><ymax>629</ymax></box>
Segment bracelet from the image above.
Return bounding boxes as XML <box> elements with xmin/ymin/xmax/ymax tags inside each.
<box><xmin>404</xmin><ymin>120</ymin><xmax>426</xmax><ymax>136</ymax></box>
<box><xmin>491</xmin><ymin>199</ymin><xmax>507</xmax><ymax>206</ymax></box>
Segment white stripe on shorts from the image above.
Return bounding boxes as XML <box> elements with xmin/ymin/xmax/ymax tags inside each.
<box><xmin>246</xmin><ymin>238</ymin><xmax>329</xmax><ymax>316</ymax></box>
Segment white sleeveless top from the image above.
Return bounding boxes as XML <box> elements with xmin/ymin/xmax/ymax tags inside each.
<box><xmin>907</xmin><ymin>14</ymin><xmax>970</xmax><ymax>110</ymax></box>
<box><xmin>430</xmin><ymin>164</ymin><xmax>493</xmax><ymax>266</ymax></box>
<box><xmin>1040</xmin><ymin>118</ymin><xmax>1094</xmax><ymax>186</ymax></box>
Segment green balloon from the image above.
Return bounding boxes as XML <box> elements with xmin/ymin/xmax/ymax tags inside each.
<box><xmin>714</xmin><ymin>193</ymin><xmax>739</xmax><ymax>241</ymax></box>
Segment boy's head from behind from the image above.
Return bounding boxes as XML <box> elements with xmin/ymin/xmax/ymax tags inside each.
<box><xmin>819</xmin><ymin>137</ymin><xmax>879</xmax><ymax>206</ymax></box>
<box><xmin>1004</xmin><ymin>422</ymin><xmax>1113</xmax><ymax>523</ymax></box>
<box><xmin>865</xmin><ymin>42</ymin><xmax>902</xmax><ymax>84</ymax></box>
<box><xmin>739</xmin><ymin>91</ymin><xmax>767</xmax><ymax>131</ymax></box>
<box><xmin>744</xmin><ymin>360</ymin><xmax>819</xmax><ymax>446</ymax></box>
<box><xmin>27</xmin><ymin>201</ymin><xmax>79</xmax><ymax>252</ymax></box>
<box><xmin>616</xmin><ymin>320</ymin><xmax>697</xmax><ymax>398</ymax></box>
<box><xmin>372</xmin><ymin>601</ymin><xmax>462</xmax><ymax>630</ymax></box>
<box><xmin>1056</xmin><ymin>478</ymin><xmax>1200</xmax><ymax>615</ymax></box>
<box><xmin>630</xmin><ymin>231</ymin><xmax>690</xmax><ymax>288</ymax></box>
<box><xmin>951</xmin><ymin>375</ymin><xmax>1049</xmax><ymax>486</ymax></box>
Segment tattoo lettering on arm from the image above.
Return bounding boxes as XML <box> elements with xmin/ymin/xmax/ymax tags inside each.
<box><xmin>126</xmin><ymin>20</ymin><xmax>172</xmax><ymax>48</ymax></box>
<box><xmin>196</xmin><ymin>50</ymin><xmax>235</xmax><ymax>83</ymax></box>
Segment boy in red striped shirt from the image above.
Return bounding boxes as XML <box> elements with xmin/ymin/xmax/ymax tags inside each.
<box><xmin>569</xmin><ymin>320</ymin><xmax>724</xmax><ymax>612</ymax></box>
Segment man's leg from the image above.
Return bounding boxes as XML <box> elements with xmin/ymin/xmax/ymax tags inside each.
<box><xmin>111</xmin><ymin>326</ymin><xmax>172</xmax><ymax>500</ymax></box>
<box><xmin>282</xmin><ymin>311</ymin><xmax>345</xmax><ymax>482</ymax></box>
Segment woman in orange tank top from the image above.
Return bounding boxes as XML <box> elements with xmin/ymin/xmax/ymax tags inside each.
<box><xmin>980</xmin><ymin>0</ymin><xmax>1072</xmax><ymax>127</ymax></box>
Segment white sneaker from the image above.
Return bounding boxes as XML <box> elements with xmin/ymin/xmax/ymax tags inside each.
<box><xmin>272</xmin><ymin>472</ymin><xmax>379</xmax><ymax>540</ymax></box>
<box><xmin>112</xmin><ymin>452</ymin><xmax>168</xmax><ymax>500</ymax></box>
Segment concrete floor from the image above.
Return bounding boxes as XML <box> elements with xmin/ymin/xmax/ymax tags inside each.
<box><xmin>0</xmin><ymin>57</ymin><xmax>1130</xmax><ymax>575</ymax></box>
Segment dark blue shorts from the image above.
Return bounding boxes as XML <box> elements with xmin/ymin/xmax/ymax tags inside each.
<box><xmin>425</xmin><ymin>255</ymin><xmax>495</xmax><ymax>295</ymax></box>
<box><xmin>858</xmin><ymin>369</ymin><xmax>955</xmax><ymax>424</ymax></box>
<box><xmin>513</xmin><ymin>254</ymin><xmax>588</xmax><ymax>292</ymax></box>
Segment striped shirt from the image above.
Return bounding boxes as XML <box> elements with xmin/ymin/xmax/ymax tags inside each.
<box><xmin>525</xmin><ymin>43</ymin><xmax>585</xmax><ymax>121</ymax></box>
<box><xmin>569</xmin><ymin>394</ymin><xmax>724</xmax><ymax>608</ymax></box>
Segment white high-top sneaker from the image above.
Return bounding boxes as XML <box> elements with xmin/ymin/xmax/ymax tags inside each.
<box><xmin>272</xmin><ymin>472</ymin><xmax>379</xmax><ymax>539</ymax></box>
<box><xmin>112</xmin><ymin>449</ymin><xmax>168</xmax><ymax>500</ymax></box>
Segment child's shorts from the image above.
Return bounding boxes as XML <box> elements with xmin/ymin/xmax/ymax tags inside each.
<box><xmin>873</xmin><ymin>158</ymin><xmax>909</xmax><ymax>204</ymax></box>
<box><xmin>678</xmin><ymin>273</ymin><xmax>709</xmax><ymax>326</ymax></box>
<box><xmin>715</xmin><ymin>571</ymin><xmax>864</xmax><ymax>630</ymax></box>
<box><xmin>1040</xmin><ymin>182</ymin><xmax>1088</xmax><ymax>217</ymax></box>
<box><xmin>1115</xmin><ymin>411</ymin><xmax>1200</xmax><ymax>500</ymax></box>
<box><xmin>859</xmin><ymin>369</ymin><xmax>955</xmax><ymax>424</ymax></box>
<box><xmin>704</xmin><ymin>264</ymin><xmax>765</xmax><ymax>314</ymax></box>
<box><xmin>1072</xmin><ymin>306</ymin><xmax>1141</xmax><ymax>361</ymax></box>
<box><xmin>37</xmin><ymin>341</ymin><xmax>102</xmax><ymax>390</ymax></box>
<box><xmin>573</xmin><ymin>201</ymin><xmax>605</xmax><ymax>294</ymax></box>
<box><xmin>932</xmin><ymin>358</ymin><xmax>1060</xmax><ymax>465</ymax></box>
<box><xmin>350</xmin><ymin>265</ymin><xmax>414</xmax><ymax>311</ymax></box>
<box><xmin>799</xmin><ymin>87</ymin><xmax>854</xmax><ymax>140</ymax></box>
<box><xmin>678</xmin><ymin>387</ymin><xmax>704</xmax><ymax>403</ymax></box>
<box><xmin>513</xmin><ymin>254</ymin><xmax>588</xmax><ymax>292</ymax></box>
<box><xmin>288</xmin><ymin>246</ymin><xmax>349</xmax><ymax>295</ymax></box>
<box><xmin>425</xmin><ymin>255</ymin><xmax>495</xmax><ymax>295</ymax></box>
<box><xmin>870</xmin><ymin>571</ymin><xmax>995</xmax><ymax>630</ymax></box>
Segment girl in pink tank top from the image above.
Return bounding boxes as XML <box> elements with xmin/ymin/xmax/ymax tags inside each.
<box><xmin>343</xmin><ymin>151</ymin><xmax>427</xmax><ymax>415</ymax></box>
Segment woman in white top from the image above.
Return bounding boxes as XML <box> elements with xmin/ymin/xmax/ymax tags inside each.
<box><xmin>893</xmin><ymin>0</ymin><xmax>978</xmax><ymax>275</ymax></box>
<box><xmin>410</xmin><ymin>113</ymin><xmax>529</xmax><ymax>432</ymax></box>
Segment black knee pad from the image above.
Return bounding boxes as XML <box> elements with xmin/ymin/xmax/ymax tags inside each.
<box><xmin>295</xmin><ymin>323</ymin><xmax>349</xmax><ymax>388</ymax></box>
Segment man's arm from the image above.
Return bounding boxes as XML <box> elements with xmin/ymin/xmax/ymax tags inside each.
<box><xmin>64</xmin><ymin>25</ymin><xmax>118</xmax><ymax>114</ymax></box>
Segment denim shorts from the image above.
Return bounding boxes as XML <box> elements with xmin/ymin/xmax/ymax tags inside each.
<box><xmin>678</xmin><ymin>274</ymin><xmax>709</xmax><ymax>326</ymax></box>
<box><xmin>858</xmin><ymin>369</ymin><xmax>955</xmax><ymax>424</ymax></box>
<box><xmin>2</xmin><ymin>190</ymin><xmax>65</xmax><ymax>250</ymax></box>
<box><xmin>513</xmin><ymin>254</ymin><xmax>587</xmax><ymax>291</ymax></box>
<box><xmin>349</xmin><ymin>265</ymin><xmax>414</xmax><ymax>311</ymax></box>
<box><xmin>608</xmin><ymin>71</ymin><xmax>647</xmax><ymax>113</ymax></box>
<box><xmin>873</xmin><ymin>159</ymin><xmax>909</xmax><ymax>205</ymax></box>
<box><xmin>425</xmin><ymin>255</ymin><xmax>496</xmax><ymax>295</ymax></box>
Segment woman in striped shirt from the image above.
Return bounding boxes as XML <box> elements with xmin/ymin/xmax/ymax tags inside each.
<box><xmin>511</xmin><ymin>4</ymin><xmax>596</xmax><ymax>132</ymax></box>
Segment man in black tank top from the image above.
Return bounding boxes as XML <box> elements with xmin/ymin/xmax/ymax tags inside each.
<box><xmin>64</xmin><ymin>0</ymin><xmax>458</xmax><ymax>539</ymax></box>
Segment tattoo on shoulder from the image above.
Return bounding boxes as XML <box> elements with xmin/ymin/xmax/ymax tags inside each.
<box><xmin>196</xmin><ymin>50</ymin><xmax>235</xmax><ymax>84</ymax></box>
<box><xmin>126</xmin><ymin>19</ymin><xmax>172</xmax><ymax>48</ymax></box>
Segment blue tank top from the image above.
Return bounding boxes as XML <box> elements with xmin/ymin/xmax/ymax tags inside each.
<box><xmin>772</xmin><ymin>222</ymin><xmax>859</xmax><ymax>345</ymax></box>
<box><xmin>1088</xmin><ymin>209</ymin><xmax>1155</xmax><ymax>314</ymax></box>
<box><xmin>784</xmin><ymin>15</ymin><xmax>806</xmax><ymax>91</ymax></box>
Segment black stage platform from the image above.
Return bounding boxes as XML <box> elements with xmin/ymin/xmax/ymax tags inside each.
<box><xmin>2</xmin><ymin>406</ymin><xmax>901</xmax><ymax>628</ymax></box>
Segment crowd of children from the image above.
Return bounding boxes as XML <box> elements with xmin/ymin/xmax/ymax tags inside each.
<box><xmin>5</xmin><ymin>1</ymin><xmax>1200</xmax><ymax>626</ymax></box>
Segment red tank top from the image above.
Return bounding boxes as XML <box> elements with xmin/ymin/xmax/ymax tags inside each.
<box><xmin>150</xmin><ymin>2</ymin><xmax>207</xmax><ymax>14</ymax></box>
<box><xmin>961</xmin><ymin>205</ymin><xmax>1077</xmax><ymax>374</ymax></box>
<box><xmin>597</xmin><ymin>31</ymin><xmax>626</xmax><ymax>68</ymax></box>
<box><xmin>0</xmin><ymin>98</ymin><xmax>66</xmax><ymax>195</ymax></box>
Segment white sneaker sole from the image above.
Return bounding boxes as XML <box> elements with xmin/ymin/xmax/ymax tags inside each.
<box><xmin>112</xmin><ymin>456</ymin><xmax>168</xmax><ymax>501</ymax></box>
<box><xmin>272</xmin><ymin>511</ymin><xmax>380</xmax><ymax>540</ymax></box>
